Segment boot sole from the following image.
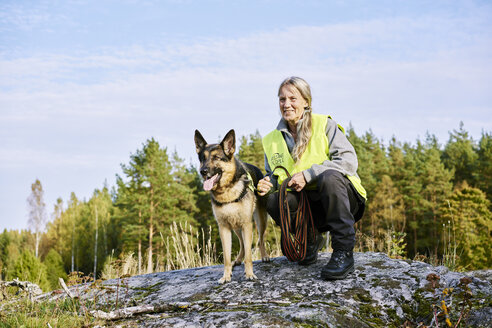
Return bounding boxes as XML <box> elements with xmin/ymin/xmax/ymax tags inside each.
<box><xmin>320</xmin><ymin>264</ymin><xmax>354</xmax><ymax>280</ymax></box>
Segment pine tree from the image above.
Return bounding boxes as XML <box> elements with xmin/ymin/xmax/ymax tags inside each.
<box><xmin>370</xmin><ymin>175</ymin><xmax>406</xmax><ymax>235</ymax></box>
<box><xmin>238</xmin><ymin>130</ymin><xmax>265</xmax><ymax>171</ymax></box>
<box><xmin>442</xmin><ymin>122</ymin><xmax>478</xmax><ymax>186</ymax></box>
<box><xmin>67</xmin><ymin>193</ymin><xmax>82</xmax><ymax>273</ymax></box>
<box><xmin>475</xmin><ymin>131</ymin><xmax>492</xmax><ymax>202</ymax></box>
<box><xmin>88</xmin><ymin>187</ymin><xmax>113</xmax><ymax>280</ymax></box>
<box><xmin>114</xmin><ymin>167</ymin><xmax>147</xmax><ymax>273</ymax></box>
<box><xmin>347</xmin><ymin>128</ymin><xmax>389</xmax><ymax>237</ymax></box>
<box><xmin>415</xmin><ymin>136</ymin><xmax>453</xmax><ymax>256</ymax></box>
<box><xmin>397</xmin><ymin>142</ymin><xmax>425</xmax><ymax>256</ymax></box>
<box><xmin>440</xmin><ymin>184</ymin><xmax>492</xmax><ymax>269</ymax></box>
<box><xmin>188</xmin><ymin>165</ymin><xmax>218</xmax><ymax>254</ymax></box>
<box><xmin>116</xmin><ymin>139</ymin><xmax>199</xmax><ymax>273</ymax></box>
<box><xmin>0</xmin><ymin>229</ymin><xmax>11</xmax><ymax>279</ymax></box>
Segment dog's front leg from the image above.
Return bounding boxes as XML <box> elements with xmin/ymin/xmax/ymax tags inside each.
<box><xmin>218</xmin><ymin>225</ymin><xmax>233</xmax><ymax>284</ymax></box>
<box><xmin>233</xmin><ymin>228</ymin><xmax>244</xmax><ymax>266</ymax></box>
<box><xmin>242</xmin><ymin>222</ymin><xmax>257</xmax><ymax>281</ymax></box>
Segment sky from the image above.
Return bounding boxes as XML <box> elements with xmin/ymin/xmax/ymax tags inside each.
<box><xmin>1</xmin><ymin>0</ymin><xmax>491</xmax><ymax>231</ymax></box>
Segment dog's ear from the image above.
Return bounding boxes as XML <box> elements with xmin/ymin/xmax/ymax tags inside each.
<box><xmin>194</xmin><ymin>130</ymin><xmax>207</xmax><ymax>154</ymax></box>
<box><xmin>221</xmin><ymin>129</ymin><xmax>235</xmax><ymax>157</ymax></box>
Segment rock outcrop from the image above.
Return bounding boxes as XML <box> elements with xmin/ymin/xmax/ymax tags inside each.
<box><xmin>44</xmin><ymin>252</ymin><xmax>491</xmax><ymax>327</ymax></box>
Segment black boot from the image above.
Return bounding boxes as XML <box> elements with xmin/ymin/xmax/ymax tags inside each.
<box><xmin>298</xmin><ymin>231</ymin><xmax>325</xmax><ymax>266</ymax></box>
<box><xmin>320</xmin><ymin>250</ymin><xmax>354</xmax><ymax>280</ymax></box>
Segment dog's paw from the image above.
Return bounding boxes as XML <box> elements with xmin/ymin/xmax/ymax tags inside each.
<box><xmin>233</xmin><ymin>260</ymin><xmax>243</xmax><ymax>267</ymax></box>
<box><xmin>218</xmin><ymin>276</ymin><xmax>231</xmax><ymax>284</ymax></box>
<box><xmin>245</xmin><ymin>273</ymin><xmax>258</xmax><ymax>281</ymax></box>
<box><xmin>261</xmin><ymin>256</ymin><xmax>271</xmax><ymax>262</ymax></box>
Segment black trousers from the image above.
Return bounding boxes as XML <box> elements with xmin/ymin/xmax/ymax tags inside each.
<box><xmin>264</xmin><ymin>170</ymin><xmax>365</xmax><ymax>251</ymax></box>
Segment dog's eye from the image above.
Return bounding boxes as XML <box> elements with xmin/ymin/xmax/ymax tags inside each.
<box><xmin>212</xmin><ymin>155</ymin><xmax>221</xmax><ymax>161</ymax></box>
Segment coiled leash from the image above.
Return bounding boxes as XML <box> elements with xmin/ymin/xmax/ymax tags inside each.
<box><xmin>273</xmin><ymin>166</ymin><xmax>316</xmax><ymax>262</ymax></box>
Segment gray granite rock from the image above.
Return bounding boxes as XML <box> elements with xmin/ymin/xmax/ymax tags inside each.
<box><xmin>43</xmin><ymin>252</ymin><xmax>492</xmax><ymax>327</ymax></box>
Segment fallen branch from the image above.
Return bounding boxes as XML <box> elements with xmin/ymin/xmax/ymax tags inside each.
<box><xmin>58</xmin><ymin>278</ymin><xmax>74</xmax><ymax>299</ymax></box>
<box><xmin>90</xmin><ymin>299</ymin><xmax>293</xmax><ymax>321</ymax></box>
<box><xmin>91</xmin><ymin>304</ymin><xmax>176</xmax><ymax>320</ymax></box>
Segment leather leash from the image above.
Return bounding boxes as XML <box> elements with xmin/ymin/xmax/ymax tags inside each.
<box><xmin>272</xmin><ymin>166</ymin><xmax>316</xmax><ymax>262</ymax></box>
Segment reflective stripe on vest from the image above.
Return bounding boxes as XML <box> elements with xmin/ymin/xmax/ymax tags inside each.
<box><xmin>262</xmin><ymin>113</ymin><xmax>367</xmax><ymax>200</ymax></box>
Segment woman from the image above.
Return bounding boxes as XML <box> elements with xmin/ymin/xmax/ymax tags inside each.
<box><xmin>257</xmin><ymin>76</ymin><xmax>366</xmax><ymax>280</ymax></box>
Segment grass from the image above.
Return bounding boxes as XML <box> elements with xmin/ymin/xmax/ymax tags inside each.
<box><xmin>0</xmin><ymin>294</ymin><xmax>100</xmax><ymax>328</ymax></box>
<box><xmin>101</xmin><ymin>219</ymin><xmax>284</xmax><ymax>279</ymax></box>
<box><xmin>354</xmin><ymin>229</ymin><xmax>408</xmax><ymax>259</ymax></box>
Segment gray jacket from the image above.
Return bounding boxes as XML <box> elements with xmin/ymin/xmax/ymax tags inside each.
<box><xmin>264</xmin><ymin>116</ymin><xmax>360</xmax><ymax>190</ymax></box>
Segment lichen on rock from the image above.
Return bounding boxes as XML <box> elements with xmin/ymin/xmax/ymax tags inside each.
<box><xmin>41</xmin><ymin>252</ymin><xmax>492</xmax><ymax>327</ymax></box>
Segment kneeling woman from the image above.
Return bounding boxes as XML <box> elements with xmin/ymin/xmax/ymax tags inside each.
<box><xmin>257</xmin><ymin>76</ymin><xmax>366</xmax><ymax>280</ymax></box>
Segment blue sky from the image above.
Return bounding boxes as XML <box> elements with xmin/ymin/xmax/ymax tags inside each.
<box><xmin>1</xmin><ymin>0</ymin><xmax>491</xmax><ymax>231</ymax></box>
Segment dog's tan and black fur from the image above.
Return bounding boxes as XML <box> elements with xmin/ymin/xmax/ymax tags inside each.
<box><xmin>194</xmin><ymin>129</ymin><xmax>269</xmax><ymax>283</ymax></box>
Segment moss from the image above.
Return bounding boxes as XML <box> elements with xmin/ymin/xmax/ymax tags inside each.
<box><xmin>367</xmin><ymin>260</ymin><xmax>392</xmax><ymax>269</ymax></box>
<box><xmin>371</xmin><ymin>278</ymin><xmax>401</xmax><ymax>289</ymax></box>
<box><xmin>292</xmin><ymin>315</ymin><xmax>331</xmax><ymax>328</ymax></box>
<box><xmin>404</xmin><ymin>272</ymin><xmax>420</xmax><ymax>281</ymax></box>
<box><xmin>357</xmin><ymin>304</ymin><xmax>385</xmax><ymax>326</ymax></box>
<box><xmin>328</xmin><ymin>308</ymin><xmax>369</xmax><ymax>328</ymax></box>
<box><xmin>345</xmin><ymin>287</ymin><xmax>373</xmax><ymax>303</ymax></box>
<box><xmin>314</xmin><ymin>301</ymin><xmax>340</xmax><ymax>307</ymax></box>
<box><xmin>281</xmin><ymin>291</ymin><xmax>304</xmax><ymax>302</ymax></box>
<box><xmin>252</xmin><ymin>313</ymin><xmax>294</xmax><ymax>326</ymax></box>
<box><xmin>293</xmin><ymin>323</ymin><xmax>318</xmax><ymax>328</ymax></box>
<box><xmin>400</xmin><ymin>288</ymin><xmax>433</xmax><ymax>323</ymax></box>
<box><xmin>186</xmin><ymin>292</ymin><xmax>210</xmax><ymax>302</ymax></box>
<box><xmin>385</xmin><ymin>308</ymin><xmax>404</xmax><ymax>326</ymax></box>
<box><xmin>131</xmin><ymin>283</ymin><xmax>162</xmax><ymax>301</ymax></box>
<box><xmin>336</xmin><ymin>308</ymin><xmax>349</xmax><ymax>316</ymax></box>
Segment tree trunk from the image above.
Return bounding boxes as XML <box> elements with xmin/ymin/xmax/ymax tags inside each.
<box><xmin>138</xmin><ymin>209</ymin><xmax>142</xmax><ymax>275</ymax></box>
<box><xmin>413</xmin><ymin>212</ymin><xmax>417</xmax><ymax>256</ymax></box>
<box><xmin>71</xmin><ymin>213</ymin><xmax>75</xmax><ymax>273</ymax></box>
<box><xmin>35</xmin><ymin>231</ymin><xmax>40</xmax><ymax>258</ymax></box>
<box><xmin>94</xmin><ymin>205</ymin><xmax>99</xmax><ymax>281</ymax></box>
<box><xmin>147</xmin><ymin>188</ymin><xmax>154</xmax><ymax>273</ymax></box>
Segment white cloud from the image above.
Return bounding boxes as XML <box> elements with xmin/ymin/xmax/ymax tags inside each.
<box><xmin>1</xmin><ymin>3</ymin><xmax>492</xmax><ymax>231</ymax></box>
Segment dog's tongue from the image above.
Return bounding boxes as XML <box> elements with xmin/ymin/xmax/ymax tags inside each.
<box><xmin>203</xmin><ymin>173</ymin><xmax>219</xmax><ymax>191</ymax></box>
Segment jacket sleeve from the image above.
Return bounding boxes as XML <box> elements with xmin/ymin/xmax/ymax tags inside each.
<box><xmin>302</xmin><ymin>117</ymin><xmax>358</xmax><ymax>184</ymax></box>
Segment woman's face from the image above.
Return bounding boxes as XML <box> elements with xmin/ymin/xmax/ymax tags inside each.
<box><xmin>279</xmin><ymin>85</ymin><xmax>308</xmax><ymax>128</ymax></box>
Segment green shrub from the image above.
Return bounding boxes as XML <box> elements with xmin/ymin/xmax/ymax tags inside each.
<box><xmin>10</xmin><ymin>250</ymin><xmax>50</xmax><ymax>292</ymax></box>
<box><xmin>43</xmin><ymin>249</ymin><xmax>68</xmax><ymax>290</ymax></box>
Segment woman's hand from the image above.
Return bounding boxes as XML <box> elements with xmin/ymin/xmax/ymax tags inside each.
<box><xmin>288</xmin><ymin>172</ymin><xmax>306</xmax><ymax>192</ymax></box>
<box><xmin>257</xmin><ymin>176</ymin><xmax>274</xmax><ymax>196</ymax></box>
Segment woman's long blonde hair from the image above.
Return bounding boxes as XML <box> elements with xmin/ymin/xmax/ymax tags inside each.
<box><xmin>278</xmin><ymin>76</ymin><xmax>313</xmax><ymax>162</ymax></box>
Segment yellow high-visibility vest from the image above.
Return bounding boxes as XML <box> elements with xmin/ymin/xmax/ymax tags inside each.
<box><xmin>262</xmin><ymin>113</ymin><xmax>367</xmax><ymax>199</ymax></box>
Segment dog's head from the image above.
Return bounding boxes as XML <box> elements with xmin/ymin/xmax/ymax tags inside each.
<box><xmin>194</xmin><ymin>129</ymin><xmax>236</xmax><ymax>191</ymax></box>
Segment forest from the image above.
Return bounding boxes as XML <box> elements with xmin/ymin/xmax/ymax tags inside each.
<box><xmin>0</xmin><ymin>122</ymin><xmax>491</xmax><ymax>292</ymax></box>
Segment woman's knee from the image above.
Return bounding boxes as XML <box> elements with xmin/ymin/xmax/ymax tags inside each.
<box><xmin>317</xmin><ymin>170</ymin><xmax>346</xmax><ymax>191</ymax></box>
<box><xmin>265</xmin><ymin>191</ymin><xmax>299</xmax><ymax>226</ymax></box>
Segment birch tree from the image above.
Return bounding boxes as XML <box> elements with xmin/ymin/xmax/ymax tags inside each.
<box><xmin>27</xmin><ymin>179</ymin><xmax>47</xmax><ymax>258</ymax></box>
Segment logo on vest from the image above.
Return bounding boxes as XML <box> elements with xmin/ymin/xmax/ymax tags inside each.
<box><xmin>271</xmin><ymin>153</ymin><xmax>284</xmax><ymax>166</ymax></box>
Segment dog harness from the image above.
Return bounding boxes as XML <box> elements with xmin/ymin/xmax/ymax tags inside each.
<box><xmin>211</xmin><ymin>169</ymin><xmax>256</xmax><ymax>206</ymax></box>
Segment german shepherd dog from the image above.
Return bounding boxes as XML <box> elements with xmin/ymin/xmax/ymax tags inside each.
<box><xmin>194</xmin><ymin>129</ymin><xmax>270</xmax><ymax>284</ymax></box>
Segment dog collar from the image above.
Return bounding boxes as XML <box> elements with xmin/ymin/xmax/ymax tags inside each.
<box><xmin>211</xmin><ymin>185</ymin><xmax>250</xmax><ymax>207</ymax></box>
